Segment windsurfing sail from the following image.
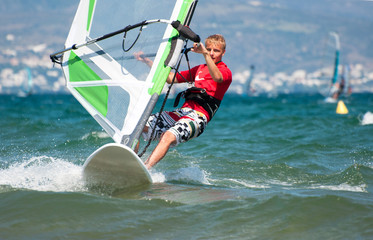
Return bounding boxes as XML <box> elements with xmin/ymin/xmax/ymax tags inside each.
<box><xmin>328</xmin><ymin>32</ymin><xmax>340</xmax><ymax>98</ymax></box>
<box><xmin>330</xmin><ymin>32</ymin><xmax>340</xmax><ymax>87</ymax></box>
<box><xmin>245</xmin><ymin>64</ymin><xmax>255</xmax><ymax>95</ymax></box>
<box><xmin>319</xmin><ymin>32</ymin><xmax>341</xmax><ymax>101</ymax></box>
<box><xmin>319</xmin><ymin>32</ymin><xmax>340</xmax><ymax>102</ymax></box>
<box><xmin>17</xmin><ymin>67</ymin><xmax>33</xmax><ymax>97</ymax></box>
<box><xmin>341</xmin><ymin>64</ymin><xmax>352</xmax><ymax>96</ymax></box>
<box><xmin>51</xmin><ymin>0</ymin><xmax>198</xmax><ymax>149</ymax></box>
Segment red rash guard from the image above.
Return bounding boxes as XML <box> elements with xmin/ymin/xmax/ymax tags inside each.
<box><xmin>176</xmin><ymin>61</ymin><xmax>232</xmax><ymax>122</ymax></box>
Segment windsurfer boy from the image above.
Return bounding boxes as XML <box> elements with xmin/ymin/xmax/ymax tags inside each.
<box><xmin>136</xmin><ymin>34</ymin><xmax>232</xmax><ymax>169</ymax></box>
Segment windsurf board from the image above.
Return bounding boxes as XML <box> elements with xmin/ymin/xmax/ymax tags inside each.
<box><xmin>83</xmin><ymin>143</ymin><xmax>152</xmax><ymax>191</ymax></box>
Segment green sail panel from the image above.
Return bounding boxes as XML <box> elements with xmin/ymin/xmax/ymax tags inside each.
<box><xmin>68</xmin><ymin>51</ymin><xmax>101</xmax><ymax>82</ymax></box>
<box><xmin>87</xmin><ymin>0</ymin><xmax>96</xmax><ymax>32</ymax></box>
<box><xmin>68</xmin><ymin>51</ymin><xmax>108</xmax><ymax>116</ymax></box>
<box><xmin>149</xmin><ymin>0</ymin><xmax>196</xmax><ymax>95</ymax></box>
<box><xmin>75</xmin><ymin>86</ymin><xmax>108</xmax><ymax>117</ymax></box>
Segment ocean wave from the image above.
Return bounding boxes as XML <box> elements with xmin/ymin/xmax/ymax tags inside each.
<box><xmin>151</xmin><ymin>165</ymin><xmax>211</xmax><ymax>186</ymax></box>
<box><xmin>308</xmin><ymin>183</ymin><xmax>367</xmax><ymax>192</ymax></box>
<box><xmin>222</xmin><ymin>178</ymin><xmax>270</xmax><ymax>189</ymax></box>
<box><xmin>81</xmin><ymin>131</ymin><xmax>110</xmax><ymax>140</ymax></box>
<box><xmin>359</xmin><ymin>111</ymin><xmax>373</xmax><ymax>125</ymax></box>
<box><xmin>0</xmin><ymin>156</ymin><xmax>86</xmax><ymax>192</ymax></box>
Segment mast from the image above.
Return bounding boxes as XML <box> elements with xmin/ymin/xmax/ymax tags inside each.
<box><xmin>330</xmin><ymin>32</ymin><xmax>340</xmax><ymax>85</ymax></box>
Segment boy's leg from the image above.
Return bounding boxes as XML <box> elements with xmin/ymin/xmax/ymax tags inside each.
<box><xmin>145</xmin><ymin>131</ymin><xmax>177</xmax><ymax>169</ymax></box>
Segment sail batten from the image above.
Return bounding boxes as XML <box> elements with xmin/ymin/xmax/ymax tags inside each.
<box><xmin>57</xmin><ymin>0</ymin><xmax>198</xmax><ymax>149</ymax></box>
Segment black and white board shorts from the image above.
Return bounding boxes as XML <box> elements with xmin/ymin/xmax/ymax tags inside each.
<box><xmin>143</xmin><ymin>107</ymin><xmax>208</xmax><ymax>146</ymax></box>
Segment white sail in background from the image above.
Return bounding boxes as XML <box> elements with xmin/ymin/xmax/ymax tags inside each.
<box><xmin>319</xmin><ymin>32</ymin><xmax>341</xmax><ymax>101</ymax></box>
<box><xmin>55</xmin><ymin>0</ymin><xmax>198</xmax><ymax>149</ymax></box>
<box><xmin>17</xmin><ymin>67</ymin><xmax>33</xmax><ymax>97</ymax></box>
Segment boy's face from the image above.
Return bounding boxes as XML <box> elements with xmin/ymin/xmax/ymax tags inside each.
<box><xmin>205</xmin><ymin>41</ymin><xmax>225</xmax><ymax>64</ymax></box>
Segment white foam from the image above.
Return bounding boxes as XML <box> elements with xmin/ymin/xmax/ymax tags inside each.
<box><xmin>368</xmin><ymin>163</ymin><xmax>373</xmax><ymax>169</ymax></box>
<box><xmin>0</xmin><ymin>156</ymin><xmax>86</xmax><ymax>192</ymax></box>
<box><xmin>81</xmin><ymin>131</ymin><xmax>110</xmax><ymax>140</ymax></box>
<box><xmin>360</xmin><ymin>111</ymin><xmax>373</xmax><ymax>125</ymax></box>
<box><xmin>149</xmin><ymin>170</ymin><xmax>166</xmax><ymax>183</ymax></box>
<box><xmin>178</xmin><ymin>166</ymin><xmax>210</xmax><ymax>184</ymax></box>
<box><xmin>309</xmin><ymin>183</ymin><xmax>367</xmax><ymax>193</ymax></box>
<box><xmin>225</xmin><ymin>178</ymin><xmax>270</xmax><ymax>189</ymax></box>
<box><xmin>152</xmin><ymin>165</ymin><xmax>211</xmax><ymax>185</ymax></box>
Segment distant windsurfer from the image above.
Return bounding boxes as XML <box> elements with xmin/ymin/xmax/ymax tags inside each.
<box><xmin>136</xmin><ymin>34</ymin><xmax>232</xmax><ymax>169</ymax></box>
<box><xmin>331</xmin><ymin>80</ymin><xmax>344</xmax><ymax>100</ymax></box>
<box><xmin>331</xmin><ymin>65</ymin><xmax>352</xmax><ymax>100</ymax></box>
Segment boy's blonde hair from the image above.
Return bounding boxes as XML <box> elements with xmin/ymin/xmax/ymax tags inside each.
<box><xmin>205</xmin><ymin>34</ymin><xmax>226</xmax><ymax>51</ymax></box>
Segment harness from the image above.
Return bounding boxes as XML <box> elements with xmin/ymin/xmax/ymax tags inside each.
<box><xmin>173</xmin><ymin>87</ymin><xmax>221</xmax><ymax>119</ymax></box>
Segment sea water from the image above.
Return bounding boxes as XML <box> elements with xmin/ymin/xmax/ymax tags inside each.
<box><xmin>0</xmin><ymin>93</ymin><xmax>372</xmax><ymax>239</ymax></box>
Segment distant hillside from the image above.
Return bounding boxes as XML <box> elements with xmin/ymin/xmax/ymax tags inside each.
<box><xmin>190</xmin><ymin>0</ymin><xmax>373</xmax><ymax>74</ymax></box>
<box><xmin>1</xmin><ymin>0</ymin><xmax>372</xmax><ymax>75</ymax></box>
<box><xmin>0</xmin><ymin>0</ymin><xmax>78</xmax><ymax>51</ymax></box>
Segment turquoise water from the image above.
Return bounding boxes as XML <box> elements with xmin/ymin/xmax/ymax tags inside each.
<box><xmin>1</xmin><ymin>93</ymin><xmax>372</xmax><ymax>239</ymax></box>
